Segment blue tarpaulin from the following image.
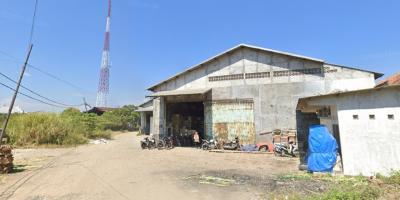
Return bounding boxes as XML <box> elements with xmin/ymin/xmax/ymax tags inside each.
<box><xmin>307</xmin><ymin>125</ymin><xmax>338</xmax><ymax>172</ymax></box>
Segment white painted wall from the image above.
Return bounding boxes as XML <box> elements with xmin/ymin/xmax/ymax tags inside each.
<box><xmin>337</xmin><ymin>89</ymin><xmax>400</xmax><ymax>176</ymax></box>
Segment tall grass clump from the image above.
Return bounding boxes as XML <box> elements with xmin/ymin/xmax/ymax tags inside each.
<box><xmin>2</xmin><ymin>105</ymin><xmax>140</xmax><ymax>146</ymax></box>
<box><xmin>7</xmin><ymin>113</ymin><xmax>87</xmax><ymax>146</ymax></box>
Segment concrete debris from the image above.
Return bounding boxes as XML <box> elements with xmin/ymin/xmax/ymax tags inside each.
<box><xmin>89</xmin><ymin>138</ymin><xmax>108</xmax><ymax>145</ymax></box>
<box><xmin>0</xmin><ymin>145</ymin><xmax>13</xmax><ymax>173</ymax></box>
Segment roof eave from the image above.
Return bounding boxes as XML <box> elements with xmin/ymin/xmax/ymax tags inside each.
<box><xmin>326</xmin><ymin>63</ymin><xmax>384</xmax><ymax>79</ymax></box>
<box><xmin>299</xmin><ymin>85</ymin><xmax>400</xmax><ymax>101</ymax></box>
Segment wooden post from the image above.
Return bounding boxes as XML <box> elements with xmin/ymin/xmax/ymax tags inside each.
<box><xmin>0</xmin><ymin>44</ymin><xmax>33</xmax><ymax>142</ymax></box>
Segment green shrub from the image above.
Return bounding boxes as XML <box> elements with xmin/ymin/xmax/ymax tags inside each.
<box><xmin>309</xmin><ymin>182</ymin><xmax>381</xmax><ymax>200</ymax></box>
<box><xmin>377</xmin><ymin>171</ymin><xmax>400</xmax><ymax>185</ymax></box>
<box><xmin>1</xmin><ymin>105</ymin><xmax>139</xmax><ymax>146</ymax></box>
<box><xmin>7</xmin><ymin>113</ymin><xmax>87</xmax><ymax>146</ymax></box>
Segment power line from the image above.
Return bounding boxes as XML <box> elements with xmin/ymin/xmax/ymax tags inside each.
<box><xmin>0</xmin><ymin>50</ymin><xmax>93</xmax><ymax>95</ymax></box>
<box><xmin>0</xmin><ymin>81</ymin><xmax>67</xmax><ymax>108</ymax></box>
<box><xmin>0</xmin><ymin>0</ymin><xmax>39</xmax><ymax>141</ymax></box>
<box><xmin>0</xmin><ymin>72</ymin><xmax>83</xmax><ymax>107</ymax></box>
<box><xmin>28</xmin><ymin>64</ymin><xmax>93</xmax><ymax>94</ymax></box>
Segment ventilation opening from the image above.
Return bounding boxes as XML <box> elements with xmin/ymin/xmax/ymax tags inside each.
<box><xmin>388</xmin><ymin>114</ymin><xmax>394</xmax><ymax>120</ymax></box>
<box><xmin>369</xmin><ymin>114</ymin><xmax>375</xmax><ymax>120</ymax></box>
<box><xmin>353</xmin><ymin>115</ymin><xmax>359</xmax><ymax>120</ymax></box>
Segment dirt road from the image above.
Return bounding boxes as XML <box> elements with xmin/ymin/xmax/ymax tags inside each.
<box><xmin>0</xmin><ymin>132</ymin><xmax>302</xmax><ymax>200</ymax></box>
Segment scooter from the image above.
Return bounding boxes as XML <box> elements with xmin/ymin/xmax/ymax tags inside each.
<box><xmin>140</xmin><ymin>136</ymin><xmax>156</xmax><ymax>150</ymax></box>
<box><xmin>274</xmin><ymin>141</ymin><xmax>297</xmax><ymax>157</ymax></box>
<box><xmin>223</xmin><ymin>137</ymin><xmax>241</xmax><ymax>151</ymax></box>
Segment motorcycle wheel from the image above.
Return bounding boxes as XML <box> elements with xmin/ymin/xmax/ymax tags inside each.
<box><xmin>274</xmin><ymin>149</ymin><xmax>279</xmax><ymax>157</ymax></box>
<box><xmin>166</xmin><ymin>142</ymin><xmax>172</xmax><ymax>149</ymax></box>
<box><xmin>259</xmin><ymin>146</ymin><xmax>268</xmax><ymax>152</ymax></box>
<box><xmin>157</xmin><ymin>142</ymin><xmax>164</xmax><ymax>150</ymax></box>
<box><xmin>141</xmin><ymin>143</ymin><xmax>146</xmax><ymax>149</ymax></box>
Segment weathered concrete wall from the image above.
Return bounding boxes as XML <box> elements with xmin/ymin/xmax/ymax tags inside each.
<box><xmin>153</xmin><ymin>48</ymin><xmax>374</xmax><ymax>93</ymax></box>
<box><xmin>210</xmin><ymin>81</ymin><xmax>342</xmax><ymax>142</ymax></box>
<box><xmin>336</xmin><ymin>88</ymin><xmax>400</xmax><ymax>176</ymax></box>
<box><xmin>151</xmin><ymin>47</ymin><xmax>377</xmax><ymax>143</ymax></box>
<box><xmin>204</xmin><ymin>100</ymin><xmax>255</xmax><ymax>144</ymax></box>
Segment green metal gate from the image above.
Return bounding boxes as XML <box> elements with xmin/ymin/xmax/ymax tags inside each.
<box><xmin>204</xmin><ymin>100</ymin><xmax>255</xmax><ymax>145</ymax></box>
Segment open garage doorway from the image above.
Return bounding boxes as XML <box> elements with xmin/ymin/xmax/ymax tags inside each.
<box><xmin>166</xmin><ymin>102</ymin><xmax>204</xmax><ymax>147</ymax></box>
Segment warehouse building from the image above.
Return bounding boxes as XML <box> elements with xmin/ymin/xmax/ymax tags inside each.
<box><xmin>297</xmin><ymin>85</ymin><xmax>400</xmax><ymax>176</ymax></box>
<box><xmin>138</xmin><ymin>44</ymin><xmax>382</xmax><ymax>146</ymax></box>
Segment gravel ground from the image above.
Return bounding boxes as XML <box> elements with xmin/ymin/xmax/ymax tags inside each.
<box><xmin>0</xmin><ymin>132</ymin><xmax>319</xmax><ymax>200</ymax></box>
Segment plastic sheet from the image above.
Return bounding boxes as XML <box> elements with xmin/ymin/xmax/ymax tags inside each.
<box><xmin>307</xmin><ymin>125</ymin><xmax>338</xmax><ymax>172</ymax></box>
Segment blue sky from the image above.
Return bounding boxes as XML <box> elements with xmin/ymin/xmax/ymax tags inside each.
<box><xmin>0</xmin><ymin>0</ymin><xmax>399</xmax><ymax>112</ymax></box>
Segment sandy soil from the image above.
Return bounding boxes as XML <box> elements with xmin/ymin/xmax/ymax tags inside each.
<box><xmin>0</xmin><ymin>132</ymin><xmax>309</xmax><ymax>200</ymax></box>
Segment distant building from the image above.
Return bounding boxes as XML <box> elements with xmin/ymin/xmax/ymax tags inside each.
<box><xmin>376</xmin><ymin>72</ymin><xmax>400</xmax><ymax>87</ymax></box>
<box><xmin>87</xmin><ymin>107</ymin><xmax>116</xmax><ymax>116</ymax></box>
<box><xmin>297</xmin><ymin>85</ymin><xmax>400</xmax><ymax>176</ymax></box>
<box><xmin>0</xmin><ymin>105</ymin><xmax>24</xmax><ymax>114</ymax></box>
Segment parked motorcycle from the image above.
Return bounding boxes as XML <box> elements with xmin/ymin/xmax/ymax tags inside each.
<box><xmin>201</xmin><ymin>139</ymin><xmax>220</xmax><ymax>150</ymax></box>
<box><xmin>223</xmin><ymin>137</ymin><xmax>241</xmax><ymax>151</ymax></box>
<box><xmin>140</xmin><ymin>136</ymin><xmax>156</xmax><ymax>150</ymax></box>
<box><xmin>274</xmin><ymin>141</ymin><xmax>298</xmax><ymax>157</ymax></box>
<box><xmin>157</xmin><ymin>136</ymin><xmax>174</xmax><ymax>150</ymax></box>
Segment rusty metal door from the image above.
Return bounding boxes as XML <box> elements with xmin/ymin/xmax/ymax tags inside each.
<box><xmin>205</xmin><ymin>100</ymin><xmax>255</xmax><ymax>145</ymax></box>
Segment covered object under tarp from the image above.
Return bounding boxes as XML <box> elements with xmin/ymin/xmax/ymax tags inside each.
<box><xmin>307</xmin><ymin>125</ymin><xmax>338</xmax><ymax>173</ymax></box>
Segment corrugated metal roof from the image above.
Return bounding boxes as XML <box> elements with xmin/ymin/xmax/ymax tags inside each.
<box><xmin>147</xmin><ymin>88</ymin><xmax>211</xmax><ymax>97</ymax></box>
<box><xmin>137</xmin><ymin>99</ymin><xmax>153</xmax><ymax>107</ymax></box>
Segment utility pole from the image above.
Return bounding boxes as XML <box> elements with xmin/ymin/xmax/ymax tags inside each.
<box><xmin>0</xmin><ymin>44</ymin><xmax>34</xmax><ymax>142</ymax></box>
<box><xmin>82</xmin><ymin>97</ymin><xmax>91</xmax><ymax>112</ymax></box>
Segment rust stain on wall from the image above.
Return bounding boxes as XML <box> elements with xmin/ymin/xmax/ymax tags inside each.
<box><xmin>213</xmin><ymin>123</ymin><xmax>228</xmax><ymax>141</ymax></box>
<box><xmin>206</xmin><ymin>100</ymin><xmax>256</xmax><ymax>145</ymax></box>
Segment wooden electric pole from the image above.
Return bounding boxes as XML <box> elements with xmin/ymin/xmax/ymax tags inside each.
<box><xmin>0</xmin><ymin>44</ymin><xmax>34</xmax><ymax>142</ymax></box>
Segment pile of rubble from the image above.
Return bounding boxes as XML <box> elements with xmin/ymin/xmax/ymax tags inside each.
<box><xmin>0</xmin><ymin>145</ymin><xmax>13</xmax><ymax>173</ymax></box>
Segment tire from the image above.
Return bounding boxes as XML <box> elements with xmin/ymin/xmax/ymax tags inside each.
<box><xmin>141</xmin><ymin>143</ymin><xmax>146</xmax><ymax>149</ymax></box>
<box><xmin>157</xmin><ymin>142</ymin><xmax>164</xmax><ymax>150</ymax></box>
<box><xmin>167</xmin><ymin>141</ymin><xmax>173</xmax><ymax>149</ymax></box>
<box><xmin>201</xmin><ymin>143</ymin><xmax>208</xmax><ymax>150</ymax></box>
<box><xmin>259</xmin><ymin>145</ymin><xmax>268</xmax><ymax>152</ymax></box>
<box><xmin>274</xmin><ymin>149</ymin><xmax>280</xmax><ymax>157</ymax></box>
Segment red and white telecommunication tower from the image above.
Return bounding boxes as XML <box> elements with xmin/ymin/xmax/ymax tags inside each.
<box><xmin>96</xmin><ymin>0</ymin><xmax>111</xmax><ymax>107</ymax></box>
